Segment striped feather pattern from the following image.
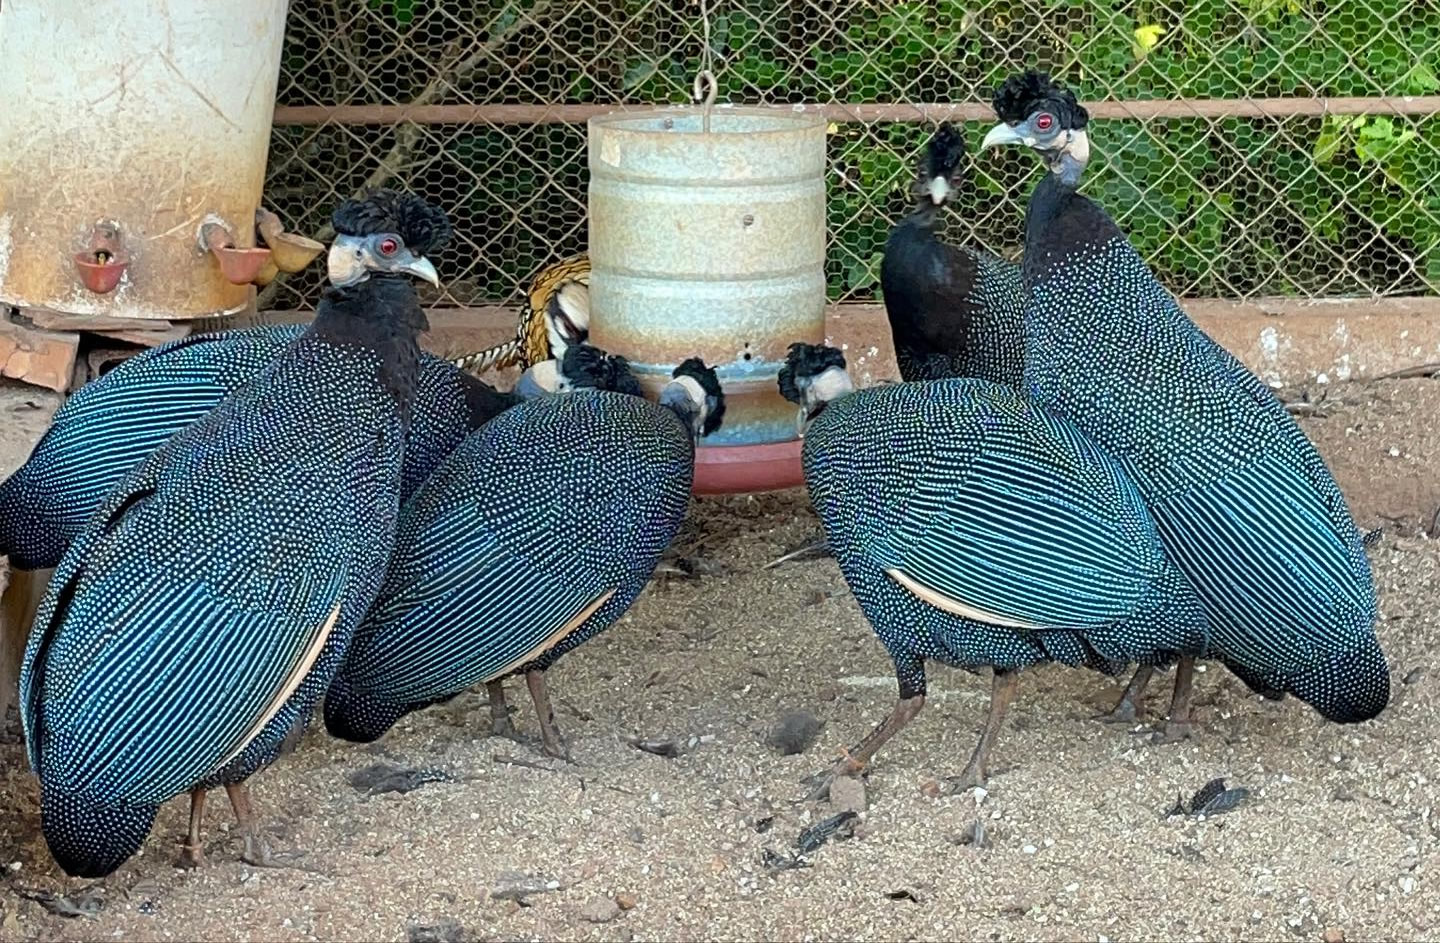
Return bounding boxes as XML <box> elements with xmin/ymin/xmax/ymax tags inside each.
<box><xmin>801</xmin><ymin>379</ymin><xmax>1208</xmax><ymax>698</ymax></box>
<box><xmin>1019</xmin><ymin>179</ymin><xmax>1385</xmax><ymax>721</ymax></box>
<box><xmin>0</xmin><ymin>323</ymin><xmax>517</xmax><ymax>571</ymax></box>
<box><xmin>20</xmin><ymin>281</ymin><xmax>424</xmax><ymax>876</ymax></box>
<box><xmin>325</xmin><ymin>389</ymin><xmax>693</xmax><ymax>742</ymax></box>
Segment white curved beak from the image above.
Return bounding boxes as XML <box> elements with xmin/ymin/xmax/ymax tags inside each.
<box><xmin>981</xmin><ymin>123</ymin><xmax>1028</xmax><ymax>150</ymax></box>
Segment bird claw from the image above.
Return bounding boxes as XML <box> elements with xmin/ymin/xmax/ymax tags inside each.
<box><xmin>490</xmin><ymin>714</ymin><xmax>520</xmax><ymax>740</ymax></box>
<box><xmin>176</xmin><ymin>844</ymin><xmax>206</xmax><ymax>870</ymax></box>
<box><xmin>1094</xmin><ymin>702</ymin><xmax>1143</xmax><ymax>725</ymax></box>
<box><xmin>1149</xmin><ymin>721</ymin><xmax>1194</xmax><ymax>745</ymax></box>
<box><xmin>240</xmin><ymin>833</ymin><xmax>308</xmax><ymax>870</ymax></box>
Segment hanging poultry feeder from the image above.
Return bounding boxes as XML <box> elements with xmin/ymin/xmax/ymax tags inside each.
<box><xmin>0</xmin><ymin>1</ymin><xmax>291</xmax><ymax>321</ymax></box>
<box><xmin>587</xmin><ymin>100</ymin><xmax>827</xmax><ymax>495</ymax></box>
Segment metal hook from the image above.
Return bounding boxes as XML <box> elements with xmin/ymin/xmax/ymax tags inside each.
<box><xmin>693</xmin><ymin>69</ymin><xmax>718</xmax><ymax>133</ymax></box>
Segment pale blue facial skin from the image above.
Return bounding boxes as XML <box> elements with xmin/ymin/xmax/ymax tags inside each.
<box><xmin>326</xmin><ymin>233</ymin><xmax>440</xmax><ymax>288</ymax></box>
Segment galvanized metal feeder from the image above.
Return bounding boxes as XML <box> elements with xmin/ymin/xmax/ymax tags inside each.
<box><xmin>587</xmin><ymin>98</ymin><xmax>827</xmax><ymax>494</ymax></box>
<box><xmin>0</xmin><ymin>1</ymin><xmax>297</xmax><ymax>322</ymax></box>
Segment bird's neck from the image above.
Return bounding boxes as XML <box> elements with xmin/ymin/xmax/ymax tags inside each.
<box><xmin>310</xmin><ymin>277</ymin><xmax>428</xmax><ymax>412</ymax></box>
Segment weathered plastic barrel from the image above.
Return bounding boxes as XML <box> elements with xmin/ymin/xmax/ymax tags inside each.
<box><xmin>588</xmin><ymin>108</ymin><xmax>827</xmax><ymax>492</ymax></box>
<box><xmin>0</xmin><ymin>1</ymin><xmax>289</xmax><ymax>320</ymax></box>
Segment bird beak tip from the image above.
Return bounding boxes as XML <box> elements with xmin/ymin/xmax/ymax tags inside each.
<box><xmin>407</xmin><ymin>257</ymin><xmax>441</xmax><ymax>288</ymax></box>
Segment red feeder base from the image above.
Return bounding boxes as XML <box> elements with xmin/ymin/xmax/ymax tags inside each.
<box><xmin>692</xmin><ymin>439</ymin><xmax>805</xmax><ymax>495</ymax></box>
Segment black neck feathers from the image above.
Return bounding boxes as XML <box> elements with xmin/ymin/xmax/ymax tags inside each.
<box><xmin>310</xmin><ymin>277</ymin><xmax>428</xmax><ymax>413</ymax></box>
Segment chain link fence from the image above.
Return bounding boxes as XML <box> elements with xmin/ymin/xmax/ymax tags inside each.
<box><xmin>263</xmin><ymin>0</ymin><xmax>1440</xmax><ymax>311</ymax></box>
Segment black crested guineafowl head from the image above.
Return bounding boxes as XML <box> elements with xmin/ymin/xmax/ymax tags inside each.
<box><xmin>778</xmin><ymin>342</ymin><xmax>854</xmax><ymax>431</ymax></box>
<box><xmin>513</xmin><ymin>343</ymin><xmax>644</xmax><ymax>400</ymax></box>
<box><xmin>327</xmin><ymin>189</ymin><xmax>453</xmax><ymax>290</ymax></box>
<box><xmin>660</xmin><ymin>357</ymin><xmax>726</xmax><ymax>442</ymax></box>
<box><xmin>920</xmin><ymin>121</ymin><xmax>968</xmax><ymax>206</ymax></box>
<box><xmin>980</xmin><ymin>70</ymin><xmax>1091</xmax><ymax>184</ymax></box>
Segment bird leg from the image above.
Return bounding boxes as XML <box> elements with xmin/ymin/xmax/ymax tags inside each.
<box><xmin>525</xmin><ymin>669</ymin><xmax>570</xmax><ymax>761</ymax></box>
<box><xmin>950</xmin><ymin>668</ymin><xmax>1019</xmax><ymax>790</ymax></box>
<box><xmin>177</xmin><ymin>787</ymin><xmax>208</xmax><ymax>869</ymax></box>
<box><xmin>804</xmin><ymin>694</ymin><xmax>926</xmax><ymax>801</ymax></box>
<box><xmin>486</xmin><ymin>680</ymin><xmax>519</xmax><ymax>739</ymax></box>
<box><xmin>1097</xmin><ymin>664</ymin><xmax>1155</xmax><ymax>724</ymax></box>
<box><xmin>224</xmin><ymin>783</ymin><xmax>290</xmax><ymax>868</ymax></box>
<box><xmin>1151</xmin><ymin>656</ymin><xmax>1197</xmax><ymax>744</ymax></box>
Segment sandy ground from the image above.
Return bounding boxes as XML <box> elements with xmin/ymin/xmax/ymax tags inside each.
<box><xmin>0</xmin><ymin>377</ymin><xmax>1437</xmax><ymax>942</ymax></box>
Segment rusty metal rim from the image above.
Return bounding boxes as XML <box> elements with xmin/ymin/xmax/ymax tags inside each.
<box><xmin>691</xmin><ymin>439</ymin><xmax>804</xmax><ymax>495</ymax></box>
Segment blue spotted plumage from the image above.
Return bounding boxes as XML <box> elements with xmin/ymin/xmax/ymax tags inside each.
<box><xmin>981</xmin><ymin>70</ymin><xmax>1386</xmax><ymax>733</ymax></box>
<box><xmin>881</xmin><ymin>122</ymin><xmax>1025</xmax><ymax>386</ymax></box>
<box><xmin>779</xmin><ymin>343</ymin><xmax>1207</xmax><ymax>790</ymax></box>
<box><xmin>19</xmin><ymin>190</ymin><xmax>454</xmax><ymax>878</ymax></box>
<box><xmin>324</xmin><ymin>345</ymin><xmax>725</xmax><ymax>759</ymax></box>
<box><xmin>0</xmin><ymin>323</ymin><xmax>517</xmax><ymax>572</ymax></box>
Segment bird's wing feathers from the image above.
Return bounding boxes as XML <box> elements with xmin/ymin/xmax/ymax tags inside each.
<box><xmin>1149</xmin><ymin>454</ymin><xmax>1373</xmax><ymax>670</ymax></box>
<box><xmin>344</xmin><ymin>513</ymin><xmax>616</xmax><ymax>705</ymax></box>
<box><xmin>883</xmin><ymin>424</ymin><xmax>1164</xmax><ymax>631</ymax></box>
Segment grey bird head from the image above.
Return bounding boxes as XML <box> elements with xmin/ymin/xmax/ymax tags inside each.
<box><xmin>980</xmin><ymin>69</ymin><xmax>1092</xmax><ymax>186</ymax></box>
<box><xmin>327</xmin><ymin>189</ymin><xmax>452</xmax><ymax>288</ymax></box>
<box><xmin>777</xmin><ymin>342</ymin><xmax>854</xmax><ymax>435</ymax></box>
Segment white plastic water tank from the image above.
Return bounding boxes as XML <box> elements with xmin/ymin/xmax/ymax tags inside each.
<box><xmin>0</xmin><ymin>1</ymin><xmax>289</xmax><ymax>320</ymax></box>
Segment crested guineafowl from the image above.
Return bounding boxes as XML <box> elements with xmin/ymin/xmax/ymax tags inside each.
<box><xmin>980</xmin><ymin>70</ymin><xmax>1387</xmax><ymax>737</ymax></box>
<box><xmin>0</xmin><ymin>320</ymin><xmax>520</xmax><ymax>574</ymax></box>
<box><xmin>324</xmin><ymin>344</ymin><xmax>724</xmax><ymax>760</ymax></box>
<box><xmin>20</xmin><ymin>190</ymin><xmax>452</xmax><ymax>878</ymax></box>
<box><xmin>778</xmin><ymin>343</ymin><xmax>1207</xmax><ymax>794</ymax></box>
<box><xmin>881</xmin><ymin>122</ymin><xmax>1025</xmax><ymax>386</ymax></box>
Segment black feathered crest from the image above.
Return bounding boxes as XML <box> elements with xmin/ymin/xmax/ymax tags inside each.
<box><xmin>561</xmin><ymin>343</ymin><xmax>644</xmax><ymax>398</ymax></box>
<box><xmin>925</xmin><ymin>121</ymin><xmax>967</xmax><ymax>180</ymax></box>
<box><xmin>992</xmin><ymin>69</ymin><xmax>1089</xmax><ymax>130</ymax></box>
<box><xmin>672</xmin><ymin>357</ymin><xmax>726</xmax><ymax>437</ymax></box>
<box><xmin>778</xmin><ymin>342</ymin><xmax>847</xmax><ymax>405</ymax></box>
<box><xmin>331</xmin><ymin>189</ymin><xmax>454</xmax><ymax>256</ymax></box>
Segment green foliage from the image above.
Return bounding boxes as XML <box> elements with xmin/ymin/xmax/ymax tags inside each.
<box><xmin>292</xmin><ymin>0</ymin><xmax>1440</xmax><ymax>301</ymax></box>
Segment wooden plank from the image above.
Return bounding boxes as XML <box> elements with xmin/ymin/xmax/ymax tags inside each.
<box><xmin>24</xmin><ymin>309</ymin><xmax>181</xmax><ymax>333</ymax></box>
<box><xmin>91</xmin><ymin>324</ymin><xmax>193</xmax><ymax>348</ymax></box>
<box><xmin>0</xmin><ymin>564</ymin><xmax>49</xmax><ymax>755</ymax></box>
<box><xmin>0</xmin><ymin>316</ymin><xmax>79</xmax><ymax>393</ymax></box>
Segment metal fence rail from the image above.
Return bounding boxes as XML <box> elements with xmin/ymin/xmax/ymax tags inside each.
<box><xmin>263</xmin><ymin>0</ymin><xmax>1440</xmax><ymax>311</ymax></box>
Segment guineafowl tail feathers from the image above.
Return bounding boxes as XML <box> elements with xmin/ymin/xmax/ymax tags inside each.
<box><xmin>40</xmin><ymin>786</ymin><xmax>158</xmax><ymax>879</ymax></box>
<box><xmin>322</xmin><ymin>679</ymin><xmax>408</xmax><ymax>743</ymax></box>
<box><xmin>1286</xmin><ymin>636</ymin><xmax>1390</xmax><ymax>723</ymax></box>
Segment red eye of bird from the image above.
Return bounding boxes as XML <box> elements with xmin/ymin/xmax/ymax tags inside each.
<box><xmin>378</xmin><ymin>238</ymin><xmax>399</xmax><ymax>256</ymax></box>
<box><xmin>1035</xmin><ymin>113</ymin><xmax>1055</xmax><ymax>132</ymax></box>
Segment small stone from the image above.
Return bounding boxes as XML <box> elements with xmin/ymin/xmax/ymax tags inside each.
<box><xmin>767</xmin><ymin>711</ymin><xmax>823</xmax><ymax>755</ymax></box>
<box><xmin>1403</xmin><ymin>667</ymin><xmax>1425</xmax><ymax>686</ymax></box>
<box><xmin>1022</xmin><ymin>844</ymin><xmax>1037</xmax><ymax>855</ymax></box>
<box><xmin>579</xmin><ymin>897</ymin><xmax>620</xmax><ymax>924</ymax></box>
<box><xmin>949</xmin><ymin>819</ymin><xmax>990</xmax><ymax>849</ymax></box>
<box><xmin>1322</xmin><ymin>929</ymin><xmax>1345</xmax><ymax>943</ymax></box>
<box><xmin>616</xmin><ymin>892</ymin><xmax>638</xmax><ymax>911</ymax></box>
<box><xmin>919</xmin><ymin>780</ymin><xmax>942</xmax><ymax>799</ymax></box>
<box><xmin>490</xmin><ymin>871</ymin><xmax>561</xmax><ymax>903</ymax></box>
<box><xmin>407</xmin><ymin>918</ymin><xmax>466</xmax><ymax>943</ymax></box>
<box><xmin>829</xmin><ymin>775</ymin><xmax>867</xmax><ymax>814</ymax></box>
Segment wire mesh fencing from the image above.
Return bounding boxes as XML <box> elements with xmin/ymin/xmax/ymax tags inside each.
<box><xmin>264</xmin><ymin>0</ymin><xmax>1440</xmax><ymax>311</ymax></box>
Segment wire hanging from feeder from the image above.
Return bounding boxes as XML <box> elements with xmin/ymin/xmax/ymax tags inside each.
<box><xmin>693</xmin><ymin>0</ymin><xmax>718</xmax><ymax>132</ymax></box>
